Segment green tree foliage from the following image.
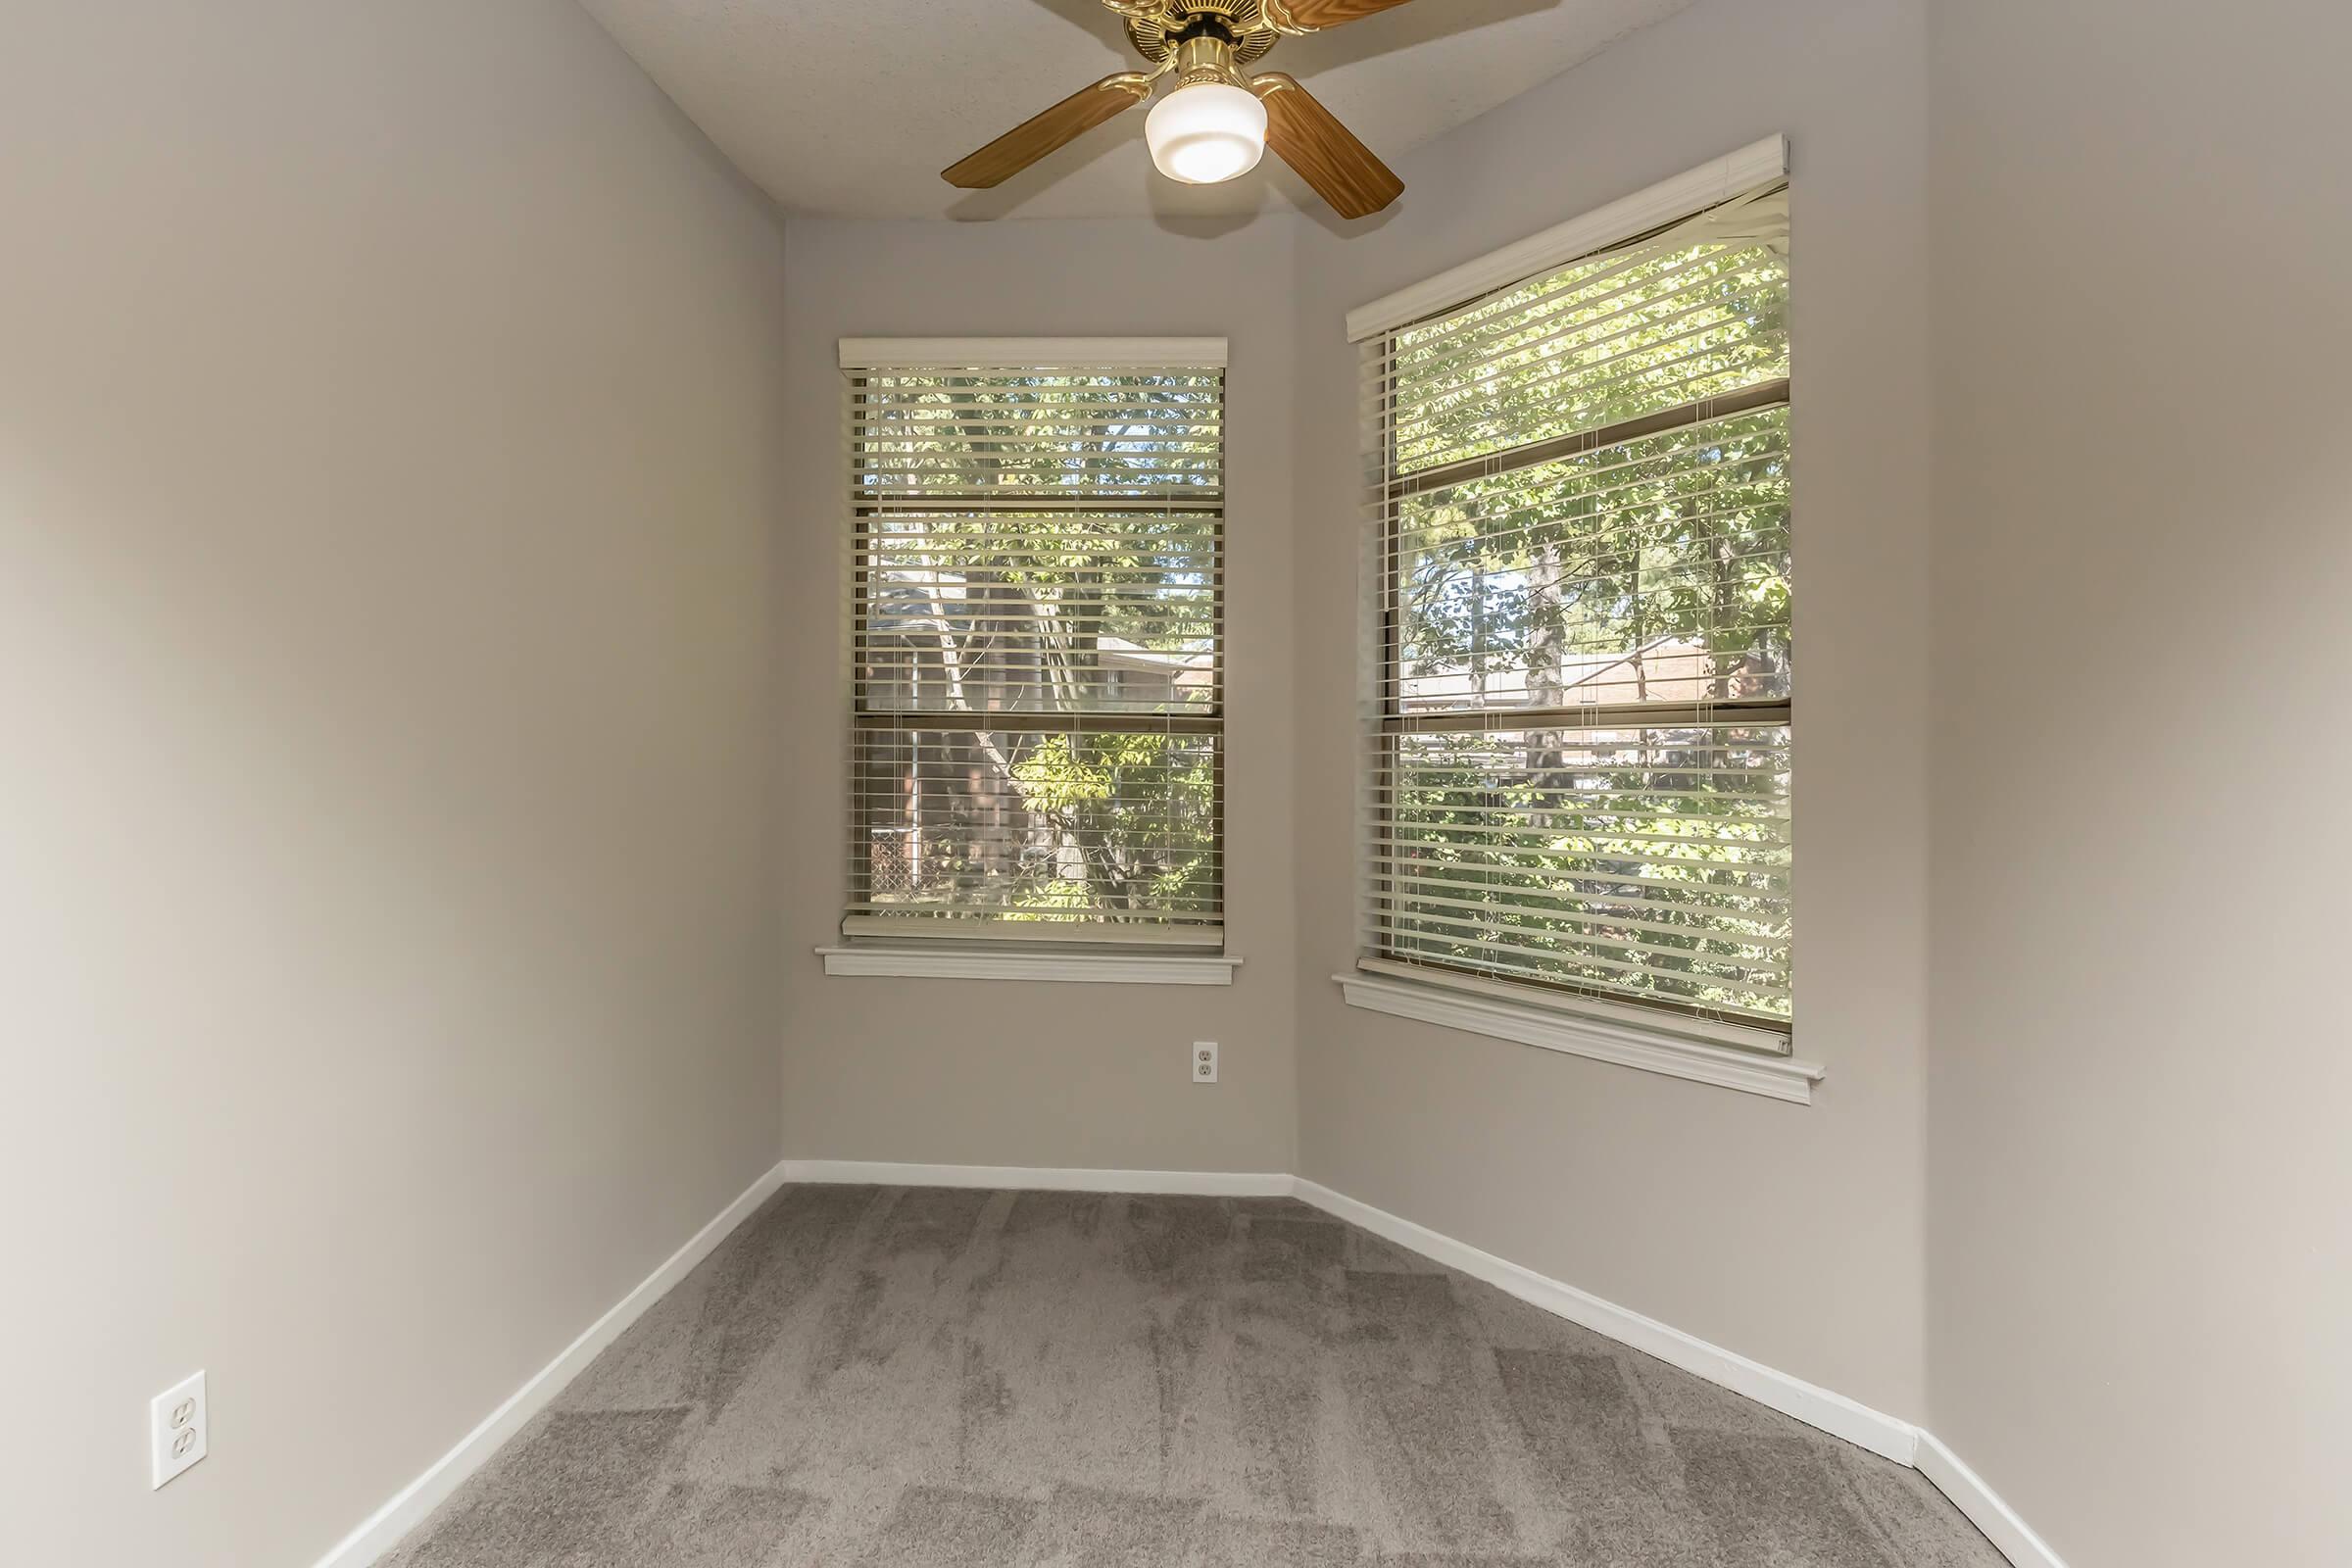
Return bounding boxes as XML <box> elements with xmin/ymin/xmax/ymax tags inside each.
<box><xmin>1012</xmin><ymin>732</ymin><xmax>1216</xmax><ymax>915</ymax></box>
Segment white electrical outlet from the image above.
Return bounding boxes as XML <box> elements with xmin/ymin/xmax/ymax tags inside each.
<box><xmin>150</xmin><ymin>1370</ymin><xmax>208</xmax><ymax>1490</ymax></box>
<box><xmin>1192</xmin><ymin>1041</ymin><xmax>1218</xmax><ymax>1083</ymax></box>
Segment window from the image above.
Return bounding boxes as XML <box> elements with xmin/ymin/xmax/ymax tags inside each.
<box><xmin>1356</xmin><ymin>174</ymin><xmax>1794</xmax><ymax>1053</ymax></box>
<box><xmin>840</xmin><ymin>340</ymin><xmax>1225</xmax><ymax>954</ymax></box>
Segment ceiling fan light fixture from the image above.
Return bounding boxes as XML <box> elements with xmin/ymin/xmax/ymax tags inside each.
<box><xmin>1145</xmin><ymin>80</ymin><xmax>1267</xmax><ymax>184</ymax></box>
<box><xmin>941</xmin><ymin>0</ymin><xmax>1403</xmax><ymax>217</ymax></box>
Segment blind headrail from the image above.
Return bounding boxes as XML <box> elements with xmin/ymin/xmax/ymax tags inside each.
<box><xmin>841</xmin><ymin>337</ymin><xmax>1230</xmax><ymax>369</ymax></box>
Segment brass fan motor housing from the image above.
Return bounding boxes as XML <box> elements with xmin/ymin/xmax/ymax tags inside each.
<box><xmin>1122</xmin><ymin>2</ymin><xmax>1282</xmax><ymax>71</ymax></box>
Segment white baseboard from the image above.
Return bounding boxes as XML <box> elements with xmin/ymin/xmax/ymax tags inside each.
<box><xmin>1291</xmin><ymin>1179</ymin><xmax>1920</xmax><ymax>1464</ymax></box>
<box><xmin>1915</xmin><ymin>1431</ymin><xmax>2071</xmax><ymax>1568</ymax></box>
<box><xmin>318</xmin><ymin>1155</ymin><xmax>2057</xmax><ymax>1568</ymax></box>
<box><xmin>309</xmin><ymin>1158</ymin><xmax>792</xmax><ymax>1568</ymax></box>
<box><xmin>781</xmin><ymin>1157</ymin><xmax>1293</xmax><ymax>1198</ymax></box>
<box><xmin>1289</xmin><ymin>1179</ymin><xmax>2062</xmax><ymax>1568</ymax></box>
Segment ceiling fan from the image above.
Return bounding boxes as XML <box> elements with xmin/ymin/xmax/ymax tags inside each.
<box><xmin>943</xmin><ymin>0</ymin><xmax>1417</xmax><ymax>219</ymax></box>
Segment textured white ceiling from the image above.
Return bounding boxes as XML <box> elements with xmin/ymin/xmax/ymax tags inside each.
<box><xmin>577</xmin><ymin>0</ymin><xmax>1696</xmax><ymax>220</ymax></box>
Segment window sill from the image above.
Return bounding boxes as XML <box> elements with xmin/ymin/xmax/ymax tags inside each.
<box><xmin>819</xmin><ymin>946</ymin><xmax>1241</xmax><ymax>986</ymax></box>
<box><xmin>1333</xmin><ymin>968</ymin><xmax>1824</xmax><ymax>1104</ymax></box>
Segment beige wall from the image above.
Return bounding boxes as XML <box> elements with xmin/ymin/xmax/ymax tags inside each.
<box><xmin>775</xmin><ymin>219</ymin><xmax>1300</xmax><ymax>1175</ymax></box>
<box><xmin>1925</xmin><ymin>2</ymin><xmax>2352</xmax><ymax>1562</ymax></box>
<box><xmin>1290</xmin><ymin>0</ymin><xmax>1936</xmax><ymax>1421</ymax></box>
<box><xmin>778</xmin><ymin>3</ymin><xmax>2352</xmax><ymax>1554</ymax></box>
<box><xmin>14</xmin><ymin>2</ymin><xmax>2344</xmax><ymax>1562</ymax></box>
<box><xmin>0</xmin><ymin>4</ymin><xmax>789</xmax><ymax>1563</ymax></box>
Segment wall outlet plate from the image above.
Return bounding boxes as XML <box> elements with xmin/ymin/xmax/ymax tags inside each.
<box><xmin>1192</xmin><ymin>1041</ymin><xmax>1218</xmax><ymax>1083</ymax></box>
<box><xmin>151</xmin><ymin>1370</ymin><xmax>208</xmax><ymax>1490</ymax></box>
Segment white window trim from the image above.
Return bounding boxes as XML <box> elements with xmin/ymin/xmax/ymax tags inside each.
<box><xmin>820</xmin><ymin>946</ymin><xmax>1241</xmax><ymax>986</ymax></box>
<box><xmin>837</xmin><ymin>337</ymin><xmax>1231</xmax><ymax>979</ymax></box>
<box><xmin>1344</xmin><ymin>138</ymin><xmax>1808</xmax><ymax>1101</ymax></box>
<box><xmin>1347</xmin><ymin>135</ymin><xmax>1787</xmax><ymax>343</ymax></box>
<box><xmin>1336</xmin><ymin>966</ymin><xmax>1823</xmax><ymax>1104</ymax></box>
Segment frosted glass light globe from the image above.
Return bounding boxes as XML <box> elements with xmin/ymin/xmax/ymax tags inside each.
<box><xmin>1145</xmin><ymin>81</ymin><xmax>1268</xmax><ymax>185</ymax></box>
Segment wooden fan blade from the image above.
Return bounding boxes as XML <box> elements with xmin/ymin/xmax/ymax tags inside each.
<box><xmin>943</xmin><ymin>74</ymin><xmax>1154</xmax><ymax>188</ymax></box>
<box><xmin>1261</xmin><ymin>0</ymin><xmax>1422</xmax><ymax>33</ymax></box>
<box><xmin>1253</xmin><ymin>74</ymin><xmax>1403</xmax><ymax>220</ymax></box>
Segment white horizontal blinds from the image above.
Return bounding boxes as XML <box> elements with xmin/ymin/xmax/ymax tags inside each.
<box><xmin>846</xmin><ymin>352</ymin><xmax>1224</xmax><ymax>945</ymax></box>
<box><xmin>1371</xmin><ymin>186</ymin><xmax>1789</xmax><ymax>478</ymax></box>
<box><xmin>1362</xmin><ymin>182</ymin><xmax>1794</xmax><ymax>1036</ymax></box>
<box><xmin>1370</xmin><ymin>724</ymin><xmax>1791</xmax><ymax>1010</ymax></box>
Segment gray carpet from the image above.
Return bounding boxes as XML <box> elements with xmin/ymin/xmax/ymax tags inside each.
<box><xmin>384</xmin><ymin>1186</ymin><xmax>2002</xmax><ymax>1566</ymax></box>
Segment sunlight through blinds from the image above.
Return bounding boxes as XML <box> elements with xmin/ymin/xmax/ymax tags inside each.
<box><xmin>843</xmin><ymin>344</ymin><xmax>1225</xmax><ymax>947</ymax></box>
<box><xmin>1358</xmin><ymin>186</ymin><xmax>1794</xmax><ymax>1042</ymax></box>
